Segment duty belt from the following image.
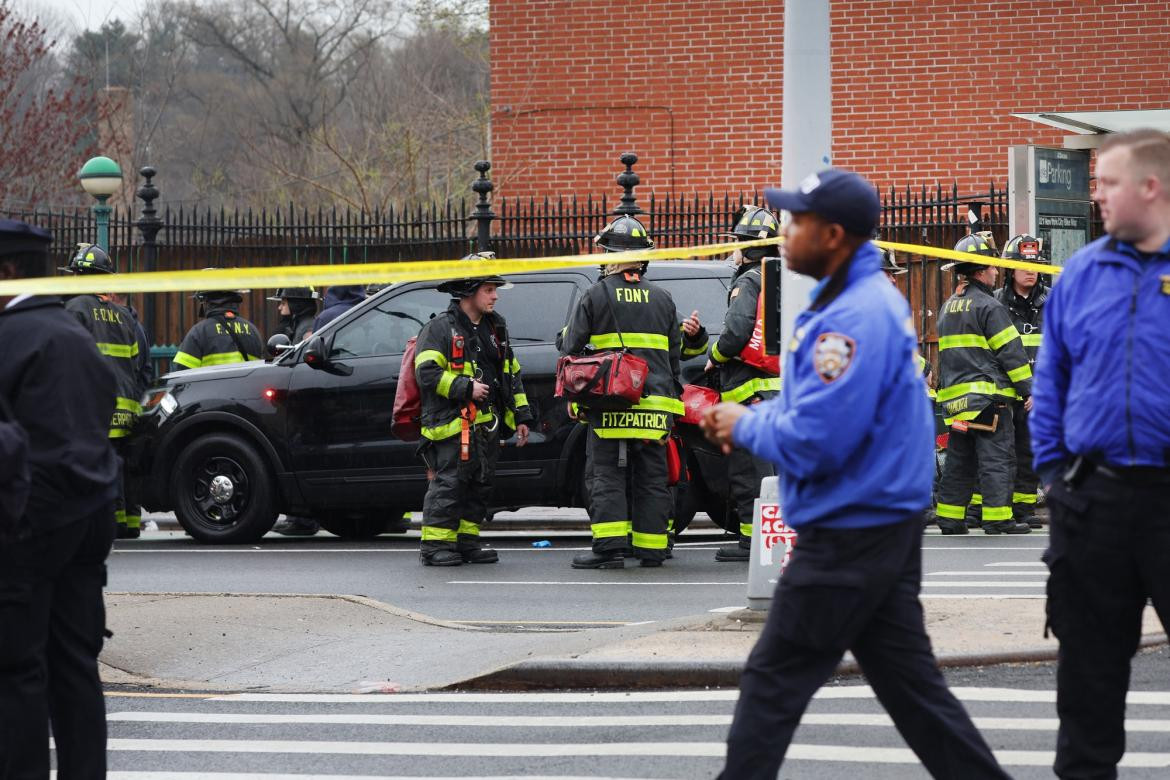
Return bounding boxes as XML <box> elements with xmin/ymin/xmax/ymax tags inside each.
<box><xmin>1091</xmin><ymin>460</ymin><xmax>1170</xmax><ymax>486</ymax></box>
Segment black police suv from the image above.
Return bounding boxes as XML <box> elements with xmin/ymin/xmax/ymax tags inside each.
<box><xmin>133</xmin><ymin>262</ymin><xmax>737</xmax><ymax>543</ymax></box>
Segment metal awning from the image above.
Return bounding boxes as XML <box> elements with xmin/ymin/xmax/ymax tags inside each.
<box><xmin>1013</xmin><ymin>110</ymin><xmax>1170</xmax><ymax>148</ymax></box>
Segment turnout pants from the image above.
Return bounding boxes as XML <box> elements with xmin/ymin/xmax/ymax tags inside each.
<box><xmin>936</xmin><ymin>404</ymin><xmax>1016</xmax><ymax>530</ymax></box>
<box><xmin>727</xmin><ymin>446</ymin><xmax>775</xmax><ymax>549</ymax></box>
<box><xmin>719</xmin><ymin>516</ymin><xmax>1009</xmax><ymax>780</ymax></box>
<box><xmin>588</xmin><ymin>435</ymin><xmax>671</xmax><ymax>562</ymax></box>
<box><xmin>1011</xmin><ymin>402</ymin><xmax>1039</xmax><ymax>522</ymax></box>
<box><xmin>420</xmin><ymin>428</ymin><xmax>499</xmax><ymax>554</ymax></box>
<box><xmin>1045</xmin><ymin>469</ymin><xmax>1170</xmax><ymax>779</ymax></box>
<box><xmin>113</xmin><ymin>438</ymin><xmax>141</xmax><ymax>533</ymax></box>
<box><xmin>0</xmin><ymin>505</ymin><xmax>115</xmax><ymax>780</ymax></box>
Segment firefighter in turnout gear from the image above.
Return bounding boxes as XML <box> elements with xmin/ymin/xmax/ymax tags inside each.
<box><xmin>934</xmin><ymin>234</ymin><xmax>1034</xmax><ymax>535</ymax></box>
<box><xmin>995</xmin><ymin>235</ymin><xmax>1049</xmax><ymax>527</ymax></box>
<box><xmin>61</xmin><ymin>244</ymin><xmax>146</xmax><ymax>539</ymax></box>
<box><xmin>707</xmin><ymin>206</ymin><xmax>782</xmax><ymax>562</ymax></box>
<box><xmin>415</xmin><ymin>253</ymin><xmax>533</xmax><ymax>566</ymax></box>
<box><xmin>268</xmin><ymin>286</ymin><xmax>320</xmax><ymax>343</ymax></box>
<box><xmin>173</xmin><ymin>274</ymin><xmax>264</xmax><ymax>370</ymax></box>
<box><xmin>562</xmin><ymin>214</ymin><xmax>685</xmax><ymax>569</ymax></box>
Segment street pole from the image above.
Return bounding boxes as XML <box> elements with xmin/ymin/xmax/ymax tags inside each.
<box><xmin>94</xmin><ymin>196</ymin><xmax>112</xmax><ymax>251</ymax></box>
<box><xmin>471</xmin><ymin>160</ymin><xmax>495</xmax><ymax>254</ymax></box>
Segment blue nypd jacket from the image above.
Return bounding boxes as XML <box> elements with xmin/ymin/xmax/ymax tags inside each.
<box><xmin>1030</xmin><ymin>235</ymin><xmax>1170</xmax><ymax>485</ymax></box>
<box><xmin>731</xmin><ymin>243</ymin><xmax>935</xmax><ymax>530</ymax></box>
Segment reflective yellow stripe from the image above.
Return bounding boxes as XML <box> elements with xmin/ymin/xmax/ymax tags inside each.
<box><xmin>1013</xmin><ymin>492</ymin><xmax>1038</xmax><ymax>505</ymax></box>
<box><xmin>633</xmin><ymin>395</ymin><xmax>685</xmax><ymax>415</ymax></box>
<box><xmin>1021</xmin><ymin>333</ymin><xmax>1043</xmax><ymax>347</ymax></box>
<box><xmin>201</xmin><ymin>351</ymin><xmax>253</xmax><ymax>366</ymax></box>
<box><xmin>116</xmin><ymin>397</ymin><xmax>142</xmax><ymax>414</ymax></box>
<box><xmin>916</xmin><ymin>353</ymin><xmax>927</xmax><ymax>372</ymax></box>
<box><xmin>938</xmin><ymin>334</ymin><xmax>989</xmax><ymax>351</ymax></box>
<box><xmin>987</xmin><ymin>325</ymin><xmax>1021</xmax><ymax>350</ymax></box>
<box><xmin>1006</xmin><ymin>364</ymin><xmax>1032</xmax><ymax>382</ymax></box>
<box><xmin>96</xmin><ymin>341</ymin><xmax>139</xmax><ymax>358</ymax></box>
<box><xmin>505</xmin><ymin>358</ymin><xmax>521</xmax><ymax>373</ymax></box>
<box><xmin>591</xmin><ymin>332</ymin><xmax>670</xmax><ymax>350</ymax></box>
<box><xmin>109</xmin><ymin>428</ymin><xmax>130</xmax><ymax>438</ymax></box>
<box><xmin>711</xmin><ymin>343</ymin><xmax>731</xmax><ymax>363</ymax></box>
<box><xmin>513</xmin><ymin>393</ymin><xmax>529</xmax><ymax>408</ymax></box>
<box><xmin>936</xmin><ymin>381</ymin><xmax>1017</xmax><ymax>402</ymax></box>
<box><xmin>970</xmin><ymin>493</ymin><xmax>983</xmax><ymax>505</ymax></box>
<box><xmin>125</xmin><ymin>513</ymin><xmax>141</xmax><ymax>529</ymax></box>
<box><xmin>421</xmin><ymin>418</ymin><xmax>462</xmax><ymax>440</ymax></box>
<box><xmin>415</xmin><ymin>350</ymin><xmax>448</xmax><ymax>369</ymax></box>
<box><xmin>457</xmin><ymin>519</ymin><xmax>480</xmax><ymax>536</ymax></box>
<box><xmin>721</xmin><ymin>376</ymin><xmax>782</xmax><ymax>403</ymax></box>
<box><xmin>592</xmin><ymin>521</ymin><xmax>631</xmax><ymax>539</ymax></box>
<box><xmin>631</xmin><ymin>531</ymin><xmax>668</xmax><ymax>550</ymax></box>
<box><xmin>981</xmin><ymin>505</ymin><xmax>1013</xmax><ymax>522</ymax></box>
<box><xmin>421</xmin><ymin>526</ymin><xmax>458</xmax><ymax>542</ymax></box>
<box><xmin>172</xmin><ymin>351</ymin><xmax>201</xmax><ymax>369</ymax></box>
<box><xmin>739</xmin><ymin>523</ymin><xmax>752</xmax><ymax>538</ymax></box>
<box><xmin>115</xmin><ymin>509</ymin><xmax>126</xmax><ymax>524</ymax></box>
<box><xmin>437</xmin><ymin>371</ymin><xmax>459</xmax><ymax>398</ymax></box>
<box><xmin>682</xmin><ymin>338</ymin><xmax>709</xmax><ymax>358</ymax></box>
<box><xmin>593</xmin><ymin>428</ymin><xmax>670</xmax><ymax>440</ymax></box>
<box><xmin>935</xmin><ymin>503</ymin><xmax>966</xmax><ymax>520</ymax></box>
<box><xmin>504</xmin><ymin>408</ymin><xmax>516</xmax><ymax>430</ymax></box>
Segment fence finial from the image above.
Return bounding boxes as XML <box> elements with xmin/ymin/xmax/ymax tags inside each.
<box><xmin>614</xmin><ymin>152</ymin><xmax>643</xmax><ymax>216</ymax></box>
<box><xmin>471</xmin><ymin>160</ymin><xmax>494</xmax><ymax>253</ymax></box>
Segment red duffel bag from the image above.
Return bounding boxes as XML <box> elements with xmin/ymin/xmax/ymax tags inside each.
<box><xmin>555</xmin><ymin>350</ymin><xmax>648</xmax><ymax>410</ymax></box>
<box><xmin>680</xmin><ymin>383</ymin><xmax>721</xmax><ymax>425</ymax></box>
<box><xmin>391</xmin><ymin>336</ymin><xmax>422</xmax><ymax>441</ymax></box>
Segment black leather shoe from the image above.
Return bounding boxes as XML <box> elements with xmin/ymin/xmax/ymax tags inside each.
<box><xmin>460</xmin><ymin>546</ymin><xmax>499</xmax><ymax>564</ymax></box>
<box><xmin>939</xmin><ymin>524</ymin><xmax>969</xmax><ymax>535</ymax></box>
<box><xmin>420</xmin><ymin>549</ymin><xmax>464</xmax><ymax>566</ymax></box>
<box><xmin>571</xmin><ymin>551</ymin><xmax>625</xmax><ymax>569</ymax></box>
<box><xmin>639</xmin><ymin>558</ymin><xmax>663</xmax><ymax>568</ymax></box>
<box><xmin>116</xmin><ymin>525</ymin><xmax>141</xmax><ymax>539</ymax></box>
<box><xmin>715</xmin><ymin>545</ymin><xmax>750</xmax><ymax>562</ymax></box>
<box><xmin>983</xmin><ymin>521</ymin><xmax>1032</xmax><ymax>535</ymax></box>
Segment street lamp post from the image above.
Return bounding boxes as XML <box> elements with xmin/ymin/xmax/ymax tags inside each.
<box><xmin>79</xmin><ymin>156</ymin><xmax>123</xmax><ymax>251</ymax></box>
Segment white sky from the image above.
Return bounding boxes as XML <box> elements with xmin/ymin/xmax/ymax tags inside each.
<box><xmin>19</xmin><ymin>0</ymin><xmax>146</xmax><ymax>36</ymax></box>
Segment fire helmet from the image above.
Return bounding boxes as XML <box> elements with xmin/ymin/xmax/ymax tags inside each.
<box><xmin>725</xmin><ymin>205</ymin><xmax>781</xmax><ymax>259</ymax></box>
<box><xmin>267</xmin><ymin>286</ymin><xmax>320</xmax><ymax>302</ymax></box>
<box><xmin>943</xmin><ymin>233</ymin><xmax>998</xmax><ymax>275</ymax></box>
<box><xmin>437</xmin><ymin>251</ymin><xmax>510</xmax><ymax>298</ymax></box>
<box><xmin>61</xmin><ymin>243</ymin><xmax>115</xmax><ymax>274</ymax></box>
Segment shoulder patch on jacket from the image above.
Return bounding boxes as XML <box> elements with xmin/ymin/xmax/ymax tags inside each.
<box><xmin>813</xmin><ymin>332</ymin><xmax>856</xmax><ymax>383</ymax></box>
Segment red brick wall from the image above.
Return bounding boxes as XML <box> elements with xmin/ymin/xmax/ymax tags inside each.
<box><xmin>490</xmin><ymin>0</ymin><xmax>1170</xmax><ymax>199</ymax></box>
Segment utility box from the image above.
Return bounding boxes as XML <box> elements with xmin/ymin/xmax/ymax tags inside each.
<box><xmin>746</xmin><ymin>476</ymin><xmax>796</xmax><ymax>610</ymax></box>
<box><xmin>1008</xmin><ymin>145</ymin><xmax>1093</xmax><ymax>265</ymax></box>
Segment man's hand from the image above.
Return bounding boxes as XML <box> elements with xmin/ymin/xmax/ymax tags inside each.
<box><xmin>515</xmin><ymin>423</ymin><xmax>530</xmax><ymax>447</ymax></box>
<box><xmin>1024</xmin><ymin>395</ymin><xmax>1034</xmax><ymax>412</ymax></box>
<box><xmin>682</xmin><ymin>309</ymin><xmax>702</xmax><ymax>337</ymax></box>
<box><xmin>704</xmin><ymin>359</ymin><xmax>716</xmax><ymax>373</ymax></box>
<box><xmin>471</xmin><ymin>381</ymin><xmax>490</xmax><ymax>402</ymax></box>
<box><xmin>700</xmin><ymin>402</ymin><xmax>750</xmax><ymax>455</ymax></box>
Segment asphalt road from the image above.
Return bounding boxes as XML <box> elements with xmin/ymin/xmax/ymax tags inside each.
<box><xmin>96</xmin><ymin>646</ymin><xmax>1170</xmax><ymax>779</ymax></box>
<box><xmin>108</xmin><ymin>515</ymin><xmax>1053</xmax><ymax>624</ymax></box>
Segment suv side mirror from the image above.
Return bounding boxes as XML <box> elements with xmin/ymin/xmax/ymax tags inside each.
<box><xmin>303</xmin><ymin>333</ymin><xmax>353</xmax><ymax>376</ymax></box>
<box><xmin>267</xmin><ymin>333</ymin><xmax>292</xmax><ymax>358</ymax></box>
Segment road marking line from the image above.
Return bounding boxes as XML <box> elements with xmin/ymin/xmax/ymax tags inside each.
<box><xmin>213</xmin><ymin>691</ymin><xmax>746</xmax><ymax>703</ymax></box>
<box><xmin>102</xmin><ymin>711</ymin><xmax>1170</xmax><ymax>732</ymax></box>
<box><xmin>95</xmin><ymin>775</ymin><xmax>643</xmax><ymax>780</ymax></box>
<box><xmin>445</xmin><ymin>581</ymin><xmax>745</xmax><ymax>586</ymax></box>
<box><xmin>102</xmin><ymin>692</ymin><xmax>220</xmax><ymax>699</ymax></box>
<box><xmin>920</xmin><ymin>594</ymin><xmax>1045</xmax><ymax>600</ymax></box>
<box><xmin>920</xmin><ymin>582</ymin><xmax>1046</xmax><ymax>588</ymax></box>
<box><xmin>924</xmin><ymin>572</ymin><xmax>1048</xmax><ymax>576</ymax></box>
<box><xmin>85</xmin><ymin>739</ymin><xmax>1170</xmax><ymax>767</ymax></box>
<box><xmin>921</xmin><ymin>546</ymin><xmax>1048</xmax><ymax>551</ymax></box>
<box><xmin>709</xmin><ymin>606</ymin><xmax>744</xmax><ymax>613</ymax></box>
<box><xmin>984</xmin><ymin>562</ymin><xmax>1048</xmax><ymax>567</ymax></box>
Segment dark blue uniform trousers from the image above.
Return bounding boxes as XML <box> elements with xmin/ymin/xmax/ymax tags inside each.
<box><xmin>720</xmin><ymin>516</ymin><xmax>1009</xmax><ymax>779</ymax></box>
<box><xmin>1045</xmin><ymin>471</ymin><xmax>1170</xmax><ymax>780</ymax></box>
<box><xmin>0</xmin><ymin>505</ymin><xmax>115</xmax><ymax>780</ymax></box>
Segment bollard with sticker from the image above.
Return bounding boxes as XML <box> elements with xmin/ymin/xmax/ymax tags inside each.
<box><xmin>746</xmin><ymin>476</ymin><xmax>796</xmax><ymax>610</ymax></box>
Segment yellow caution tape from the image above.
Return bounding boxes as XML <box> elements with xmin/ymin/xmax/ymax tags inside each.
<box><xmin>0</xmin><ymin>233</ymin><xmax>1060</xmax><ymax>297</ymax></box>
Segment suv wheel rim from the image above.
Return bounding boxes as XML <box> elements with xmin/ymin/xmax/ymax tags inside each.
<box><xmin>191</xmin><ymin>456</ymin><xmax>249</xmax><ymax>527</ymax></box>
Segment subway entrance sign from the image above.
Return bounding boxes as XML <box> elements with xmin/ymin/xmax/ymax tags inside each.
<box><xmin>1008</xmin><ymin>145</ymin><xmax>1092</xmax><ymax>266</ymax></box>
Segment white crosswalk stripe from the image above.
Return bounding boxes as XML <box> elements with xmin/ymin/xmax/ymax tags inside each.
<box><xmin>89</xmin><ymin>685</ymin><xmax>1170</xmax><ymax>778</ymax></box>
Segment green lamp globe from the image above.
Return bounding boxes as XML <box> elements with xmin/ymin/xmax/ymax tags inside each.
<box><xmin>79</xmin><ymin>156</ymin><xmax>123</xmax><ymax>198</ymax></box>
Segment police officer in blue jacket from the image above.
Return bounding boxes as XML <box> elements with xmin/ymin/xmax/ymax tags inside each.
<box><xmin>702</xmin><ymin>169</ymin><xmax>1007</xmax><ymax>780</ymax></box>
<box><xmin>1031</xmin><ymin>128</ymin><xmax>1170</xmax><ymax>780</ymax></box>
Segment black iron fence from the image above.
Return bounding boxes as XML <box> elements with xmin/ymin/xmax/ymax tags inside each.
<box><xmin>2</xmin><ymin>178</ymin><xmax>1100</xmax><ymax>376</ymax></box>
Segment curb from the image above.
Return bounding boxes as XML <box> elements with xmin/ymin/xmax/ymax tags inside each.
<box><xmin>452</xmin><ymin>633</ymin><xmax>1168</xmax><ymax>691</ymax></box>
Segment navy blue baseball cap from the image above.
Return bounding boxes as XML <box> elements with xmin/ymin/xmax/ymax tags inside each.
<box><xmin>764</xmin><ymin>168</ymin><xmax>880</xmax><ymax>237</ymax></box>
<box><xmin>0</xmin><ymin>219</ymin><xmax>52</xmax><ymax>257</ymax></box>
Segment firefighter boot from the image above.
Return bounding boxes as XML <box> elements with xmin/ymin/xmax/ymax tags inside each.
<box><xmin>983</xmin><ymin>521</ymin><xmax>1032</xmax><ymax>535</ymax></box>
<box><xmin>937</xmin><ymin>521</ymin><xmax>969</xmax><ymax>535</ymax></box>
<box><xmin>571</xmin><ymin>550</ymin><xmax>625</xmax><ymax>569</ymax></box>
<box><xmin>715</xmin><ymin>544</ymin><xmax>750</xmax><ymax>562</ymax></box>
<box><xmin>420</xmin><ymin>549</ymin><xmax>464</xmax><ymax>566</ymax></box>
<box><xmin>459</xmin><ymin>545</ymin><xmax>499</xmax><ymax>564</ymax></box>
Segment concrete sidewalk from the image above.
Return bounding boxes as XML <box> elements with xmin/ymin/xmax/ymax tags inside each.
<box><xmin>99</xmin><ymin>590</ymin><xmax>1167</xmax><ymax>693</ymax></box>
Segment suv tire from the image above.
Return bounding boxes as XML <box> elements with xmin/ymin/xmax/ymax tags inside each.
<box><xmin>171</xmin><ymin>432</ymin><xmax>277</xmax><ymax>544</ymax></box>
